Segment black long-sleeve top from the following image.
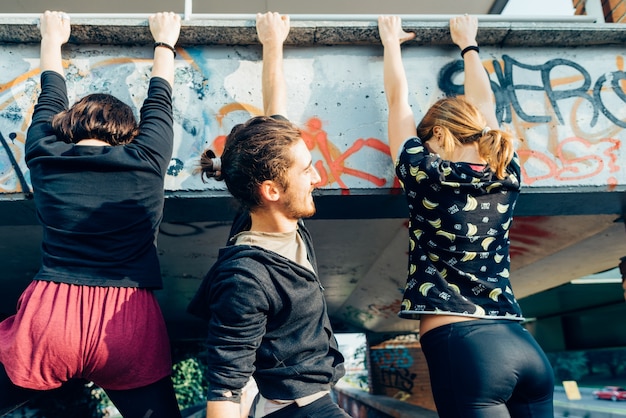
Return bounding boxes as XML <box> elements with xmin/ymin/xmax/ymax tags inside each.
<box><xmin>25</xmin><ymin>70</ymin><xmax>173</xmax><ymax>288</ymax></box>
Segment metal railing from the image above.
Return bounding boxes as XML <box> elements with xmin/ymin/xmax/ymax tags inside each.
<box><xmin>0</xmin><ymin>13</ymin><xmax>598</xmax><ymax>23</ymax></box>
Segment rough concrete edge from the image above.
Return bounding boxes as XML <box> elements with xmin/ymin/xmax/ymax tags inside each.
<box><xmin>335</xmin><ymin>384</ymin><xmax>439</xmax><ymax>418</ymax></box>
<box><xmin>1</xmin><ymin>17</ymin><xmax>626</xmax><ymax>46</ymax></box>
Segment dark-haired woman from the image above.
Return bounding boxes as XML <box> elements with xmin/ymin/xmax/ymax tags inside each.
<box><xmin>0</xmin><ymin>11</ymin><xmax>182</xmax><ymax>418</ymax></box>
<box><xmin>378</xmin><ymin>14</ymin><xmax>554</xmax><ymax>417</ymax></box>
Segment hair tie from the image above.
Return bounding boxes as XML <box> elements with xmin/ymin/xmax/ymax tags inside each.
<box><xmin>154</xmin><ymin>41</ymin><xmax>177</xmax><ymax>58</ymax></box>
<box><xmin>210</xmin><ymin>157</ymin><xmax>221</xmax><ymax>172</ymax></box>
<box><xmin>460</xmin><ymin>45</ymin><xmax>480</xmax><ymax>59</ymax></box>
<box><xmin>481</xmin><ymin>126</ymin><xmax>491</xmax><ymax>136</ymax></box>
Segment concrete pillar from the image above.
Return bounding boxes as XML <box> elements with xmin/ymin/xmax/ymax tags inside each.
<box><xmin>527</xmin><ymin>317</ymin><xmax>567</xmax><ymax>352</ymax></box>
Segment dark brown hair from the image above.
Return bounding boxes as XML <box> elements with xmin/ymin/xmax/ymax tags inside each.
<box><xmin>199</xmin><ymin>116</ymin><xmax>302</xmax><ymax>211</ymax></box>
<box><xmin>51</xmin><ymin>93</ymin><xmax>139</xmax><ymax>146</ymax></box>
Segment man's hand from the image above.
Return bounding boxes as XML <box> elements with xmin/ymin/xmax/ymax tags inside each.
<box><xmin>257</xmin><ymin>11</ymin><xmax>289</xmax><ymax>117</ymax></box>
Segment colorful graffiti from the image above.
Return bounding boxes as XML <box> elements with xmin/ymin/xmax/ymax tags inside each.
<box><xmin>517</xmin><ymin>137</ymin><xmax>620</xmax><ymax>187</ymax></box>
<box><xmin>371</xmin><ymin>347</ymin><xmax>417</xmax><ymax>394</ymax></box>
<box><xmin>438</xmin><ymin>54</ymin><xmax>624</xmax><ymax>188</ymax></box>
<box><xmin>301</xmin><ymin>117</ymin><xmax>394</xmax><ymax>192</ymax></box>
<box><xmin>508</xmin><ymin>216</ymin><xmax>555</xmax><ymax>259</ymax></box>
<box><xmin>378</xmin><ymin>368</ymin><xmax>416</xmax><ymax>393</ymax></box>
<box><xmin>210</xmin><ymin>104</ymin><xmax>396</xmax><ymax>193</ymax></box>
<box><xmin>371</xmin><ymin>346</ymin><xmax>414</xmax><ymax>369</ymax></box>
<box><xmin>343</xmin><ymin>305</ymin><xmax>375</xmax><ymax>324</ymax></box>
<box><xmin>0</xmin><ymin>45</ymin><xmax>624</xmax><ymax>197</ymax></box>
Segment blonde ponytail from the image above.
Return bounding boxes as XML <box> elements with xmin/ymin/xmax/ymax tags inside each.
<box><xmin>478</xmin><ymin>128</ymin><xmax>514</xmax><ymax>179</ymax></box>
<box><xmin>417</xmin><ymin>97</ymin><xmax>515</xmax><ymax>180</ymax></box>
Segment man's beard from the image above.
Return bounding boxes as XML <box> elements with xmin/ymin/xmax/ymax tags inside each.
<box><xmin>282</xmin><ymin>193</ymin><xmax>316</xmax><ymax>220</ymax></box>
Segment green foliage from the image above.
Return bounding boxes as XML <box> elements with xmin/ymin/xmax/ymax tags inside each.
<box><xmin>354</xmin><ymin>344</ymin><xmax>367</xmax><ymax>368</ymax></box>
<box><xmin>92</xmin><ymin>387</ymin><xmax>115</xmax><ymax>417</ymax></box>
<box><xmin>351</xmin><ymin>344</ymin><xmax>369</xmax><ymax>390</ymax></box>
<box><xmin>170</xmin><ymin>340</ymin><xmax>210</xmax><ymax>410</ymax></box>
<box><xmin>547</xmin><ymin>347</ymin><xmax>626</xmax><ymax>385</ymax></box>
<box><xmin>340</xmin><ymin>339</ymin><xmax>369</xmax><ymax>390</ymax></box>
<box><xmin>172</xmin><ymin>357</ymin><xmax>209</xmax><ymax>409</ymax></box>
<box><xmin>547</xmin><ymin>351</ymin><xmax>589</xmax><ymax>381</ymax></box>
<box><xmin>586</xmin><ymin>349</ymin><xmax>626</xmax><ymax>379</ymax></box>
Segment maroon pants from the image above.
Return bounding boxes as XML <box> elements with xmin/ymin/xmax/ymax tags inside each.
<box><xmin>0</xmin><ymin>280</ymin><xmax>172</xmax><ymax>391</ymax></box>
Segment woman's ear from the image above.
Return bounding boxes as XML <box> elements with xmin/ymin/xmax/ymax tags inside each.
<box><xmin>259</xmin><ymin>180</ymin><xmax>281</xmax><ymax>203</ymax></box>
<box><xmin>432</xmin><ymin>126</ymin><xmax>444</xmax><ymax>146</ymax></box>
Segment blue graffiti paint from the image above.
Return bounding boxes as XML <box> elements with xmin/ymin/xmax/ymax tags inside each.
<box><xmin>0</xmin><ymin>131</ymin><xmax>30</xmax><ymax>194</ymax></box>
<box><xmin>167</xmin><ymin>158</ymin><xmax>184</xmax><ymax>177</ymax></box>
<box><xmin>593</xmin><ymin>70</ymin><xmax>626</xmax><ymax>128</ymax></box>
<box><xmin>438</xmin><ymin>55</ymin><xmax>626</xmax><ymax>128</ymax></box>
<box><xmin>371</xmin><ymin>347</ymin><xmax>414</xmax><ymax>369</ymax></box>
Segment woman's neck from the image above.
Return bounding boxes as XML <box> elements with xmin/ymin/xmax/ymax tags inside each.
<box><xmin>451</xmin><ymin>142</ymin><xmax>485</xmax><ymax>165</ymax></box>
<box><xmin>76</xmin><ymin>139</ymin><xmax>111</xmax><ymax>146</ymax></box>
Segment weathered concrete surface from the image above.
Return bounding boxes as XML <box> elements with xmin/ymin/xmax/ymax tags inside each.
<box><xmin>0</xmin><ymin>16</ymin><xmax>624</xmax><ymax>46</ymax></box>
<box><xmin>336</xmin><ymin>383</ymin><xmax>439</xmax><ymax>418</ymax></box>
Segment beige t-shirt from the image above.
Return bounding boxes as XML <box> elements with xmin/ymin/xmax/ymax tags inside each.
<box><xmin>233</xmin><ymin>228</ymin><xmax>314</xmax><ymax>273</ymax></box>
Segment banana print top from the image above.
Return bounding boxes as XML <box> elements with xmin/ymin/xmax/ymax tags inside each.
<box><xmin>395</xmin><ymin>136</ymin><xmax>524</xmax><ymax>321</ymax></box>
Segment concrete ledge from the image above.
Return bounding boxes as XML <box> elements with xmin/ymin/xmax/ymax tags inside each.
<box><xmin>335</xmin><ymin>384</ymin><xmax>439</xmax><ymax>418</ymax></box>
<box><xmin>0</xmin><ymin>15</ymin><xmax>626</xmax><ymax>46</ymax></box>
<box><xmin>0</xmin><ymin>188</ymin><xmax>622</xmax><ymax>226</ymax></box>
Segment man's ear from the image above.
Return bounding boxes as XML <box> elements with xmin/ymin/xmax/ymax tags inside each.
<box><xmin>259</xmin><ymin>180</ymin><xmax>281</xmax><ymax>203</ymax></box>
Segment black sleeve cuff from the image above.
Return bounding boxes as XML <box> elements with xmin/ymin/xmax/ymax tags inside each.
<box><xmin>206</xmin><ymin>387</ymin><xmax>242</xmax><ymax>403</ymax></box>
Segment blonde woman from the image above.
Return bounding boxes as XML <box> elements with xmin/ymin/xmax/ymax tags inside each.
<box><xmin>378</xmin><ymin>15</ymin><xmax>554</xmax><ymax>417</ymax></box>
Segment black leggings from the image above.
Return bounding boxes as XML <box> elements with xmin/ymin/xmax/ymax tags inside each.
<box><xmin>0</xmin><ymin>364</ymin><xmax>181</xmax><ymax>418</ymax></box>
<box><xmin>0</xmin><ymin>363</ymin><xmax>35</xmax><ymax>416</ymax></box>
<box><xmin>105</xmin><ymin>376</ymin><xmax>182</xmax><ymax>418</ymax></box>
<box><xmin>420</xmin><ymin>319</ymin><xmax>554</xmax><ymax>418</ymax></box>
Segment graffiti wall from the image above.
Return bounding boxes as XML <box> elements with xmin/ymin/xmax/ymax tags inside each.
<box><xmin>0</xmin><ymin>43</ymin><xmax>624</xmax><ymax>196</ymax></box>
<box><xmin>369</xmin><ymin>336</ymin><xmax>436</xmax><ymax>411</ymax></box>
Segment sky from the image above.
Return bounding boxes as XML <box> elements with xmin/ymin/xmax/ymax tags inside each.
<box><xmin>501</xmin><ymin>0</ymin><xmax>575</xmax><ymax>15</ymax></box>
